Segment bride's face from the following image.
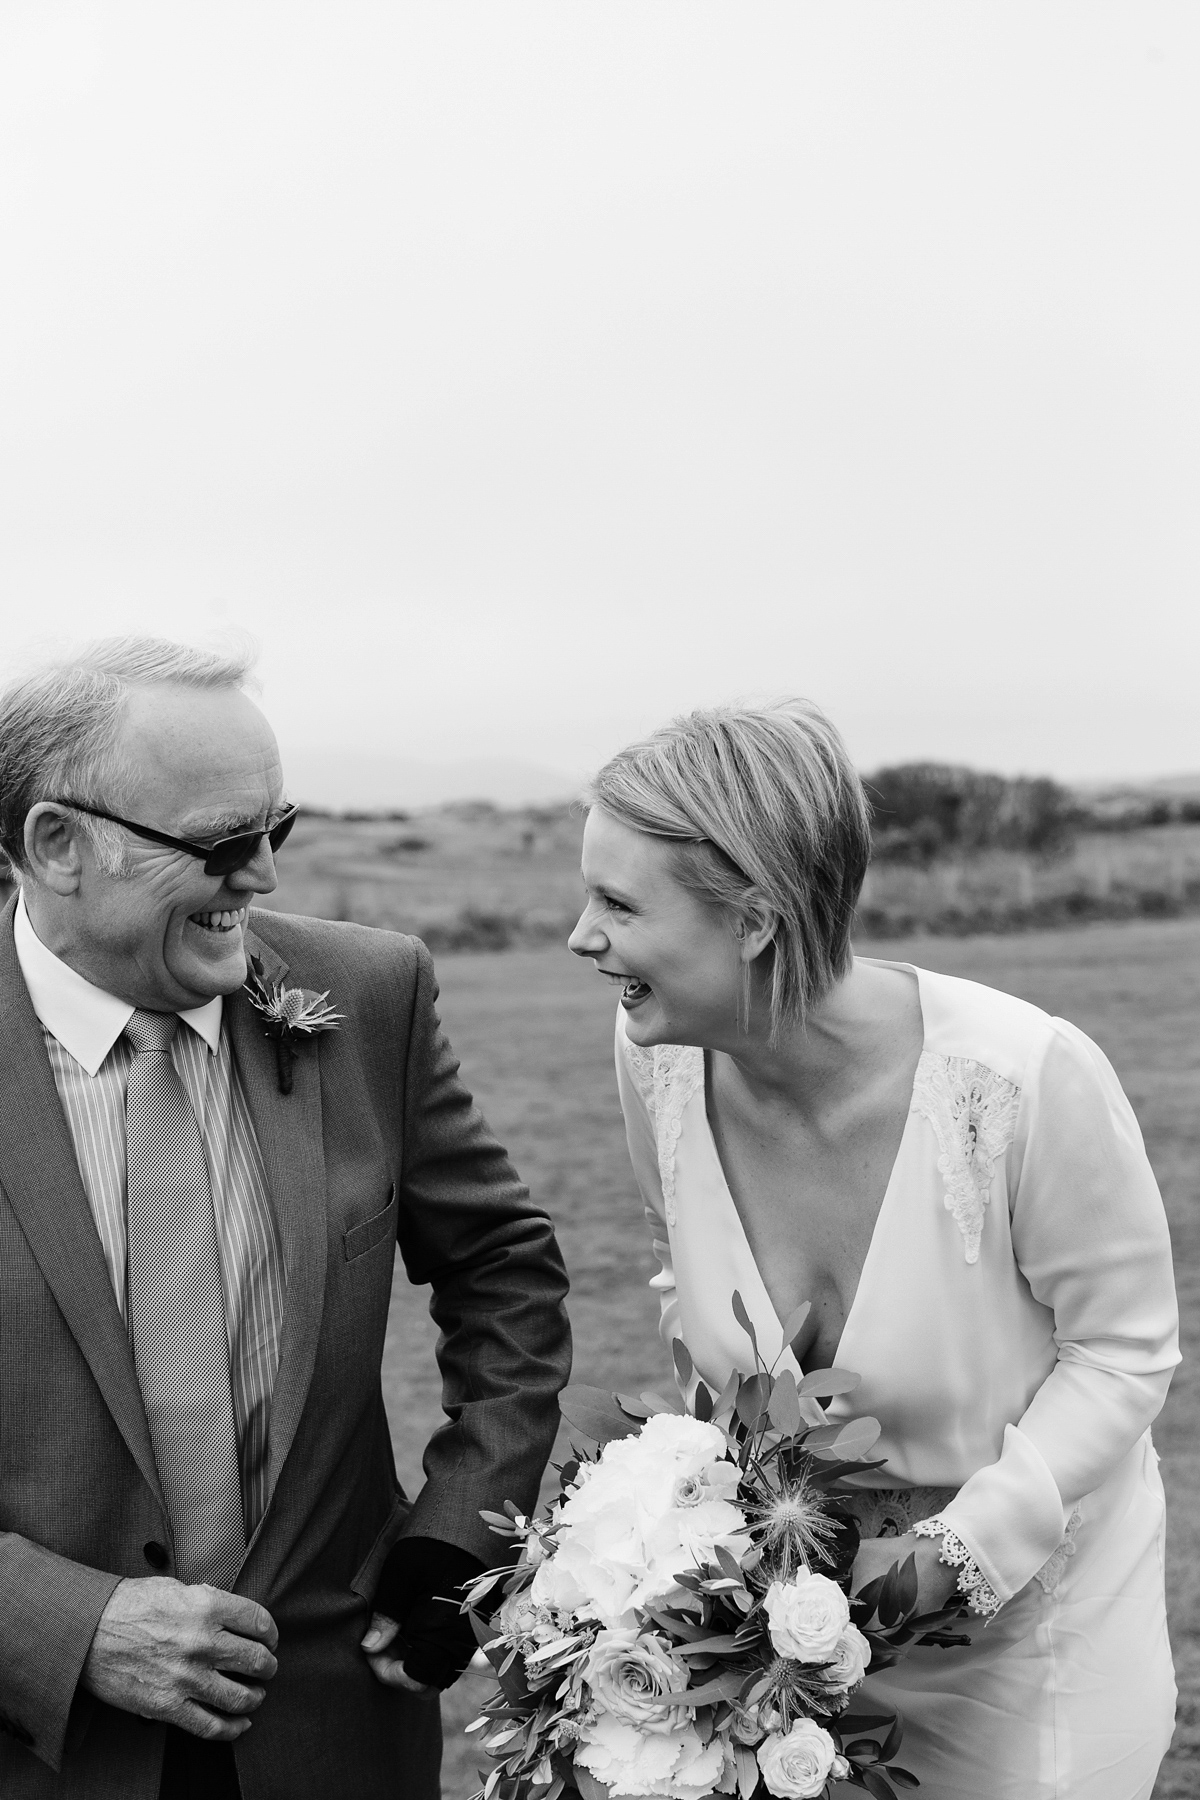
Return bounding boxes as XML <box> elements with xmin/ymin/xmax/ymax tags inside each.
<box><xmin>568</xmin><ymin>806</ymin><xmax>744</xmax><ymax>1047</ymax></box>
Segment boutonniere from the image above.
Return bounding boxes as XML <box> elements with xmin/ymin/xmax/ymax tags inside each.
<box><xmin>245</xmin><ymin>953</ymin><xmax>344</xmax><ymax>1094</ymax></box>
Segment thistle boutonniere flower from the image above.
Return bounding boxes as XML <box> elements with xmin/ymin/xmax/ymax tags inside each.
<box><xmin>244</xmin><ymin>953</ymin><xmax>344</xmax><ymax>1094</ymax></box>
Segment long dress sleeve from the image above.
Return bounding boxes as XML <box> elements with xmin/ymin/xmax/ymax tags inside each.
<box><xmin>613</xmin><ymin>1016</ymin><xmax>684</xmax><ymax>1365</ymax></box>
<box><xmin>916</xmin><ymin>1018</ymin><xmax>1180</xmax><ymax>1612</ymax></box>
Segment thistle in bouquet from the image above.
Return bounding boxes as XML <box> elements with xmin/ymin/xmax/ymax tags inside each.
<box><xmin>461</xmin><ymin>1292</ymin><xmax>970</xmax><ymax>1800</ymax></box>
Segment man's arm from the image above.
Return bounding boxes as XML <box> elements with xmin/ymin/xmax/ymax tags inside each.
<box><xmin>392</xmin><ymin>941</ymin><xmax>572</xmax><ymax>1562</ymax></box>
<box><xmin>0</xmin><ymin>1534</ymin><xmax>279</xmax><ymax>1769</ymax></box>
<box><xmin>0</xmin><ymin>1534</ymin><xmax>120</xmax><ymax>1769</ymax></box>
<box><xmin>368</xmin><ymin>942</ymin><xmax>570</xmax><ymax>1686</ymax></box>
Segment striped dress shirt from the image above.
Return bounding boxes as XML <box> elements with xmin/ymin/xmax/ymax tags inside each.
<box><xmin>14</xmin><ymin>894</ymin><xmax>286</xmax><ymax>1538</ymax></box>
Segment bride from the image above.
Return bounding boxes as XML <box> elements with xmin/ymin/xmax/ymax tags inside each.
<box><xmin>568</xmin><ymin>698</ymin><xmax>1179</xmax><ymax>1800</ymax></box>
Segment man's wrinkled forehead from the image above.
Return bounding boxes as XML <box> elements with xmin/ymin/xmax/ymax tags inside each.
<box><xmin>117</xmin><ymin>684</ymin><xmax>285</xmax><ymax>833</ymax></box>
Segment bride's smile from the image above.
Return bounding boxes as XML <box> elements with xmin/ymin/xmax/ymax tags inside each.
<box><xmin>568</xmin><ymin>804</ymin><xmax>763</xmax><ymax>1049</ymax></box>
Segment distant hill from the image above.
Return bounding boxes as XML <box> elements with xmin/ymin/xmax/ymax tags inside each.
<box><xmin>1074</xmin><ymin>773</ymin><xmax>1200</xmax><ymax>802</ymax></box>
<box><xmin>278</xmin><ymin>748</ymin><xmax>585</xmax><ymax>812</ymax></box>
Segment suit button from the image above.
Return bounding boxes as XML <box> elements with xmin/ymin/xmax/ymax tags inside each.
<box><xmin>143</xmin><ymin>1540</ymin><xmax>170</xmax><ymax>1570</ymax></box>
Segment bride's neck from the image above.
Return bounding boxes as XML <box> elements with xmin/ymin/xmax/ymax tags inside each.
<box><xmin>714</xmin><ymin>959</ymin><xmax>918</xmax><ymax>1109</ymax></box>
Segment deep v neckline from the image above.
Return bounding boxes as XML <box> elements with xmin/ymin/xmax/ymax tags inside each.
<box><xmin>697</xmin><ymin>962</ymin><xmax>929</xmax><ymax>1376</ymax></box>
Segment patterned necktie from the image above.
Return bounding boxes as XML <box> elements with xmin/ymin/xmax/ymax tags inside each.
<box><xmin>124</xmin><ymin>1009</ymin><xmax>246</xmax><ymax>1589</ymax></box>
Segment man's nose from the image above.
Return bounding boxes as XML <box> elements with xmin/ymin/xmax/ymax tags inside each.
<box><xmin>228</xmin><ymin>838</ymin><xmax>278</xmax><ymax>899</ymax></box>
<box><xmin>568</xmin><ymin>902</ymin><xmax>607</xmax><ymax>959</ymax></box>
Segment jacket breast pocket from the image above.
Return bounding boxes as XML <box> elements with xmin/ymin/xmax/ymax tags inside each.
<box><xmin>343</xmin><ymin>1186</ymin><xmax>398</xmax><ymax>1262</ymax></box>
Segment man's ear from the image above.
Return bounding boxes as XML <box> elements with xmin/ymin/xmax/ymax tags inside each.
<box><xmin>24</xmin><ymin>804</ymin><xmax>86</xmax><ymax>897</ymax></box>
<box><xmin>733</xmin><ymin>900</ymin><xmax>777</xmax><ymax>966</ymax></box>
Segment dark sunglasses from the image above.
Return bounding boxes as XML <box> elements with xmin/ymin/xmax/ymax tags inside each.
<box><xmin>53</xmin><ymin>800</ymin><xmax>300</xmax><ymax>877</ymax></box>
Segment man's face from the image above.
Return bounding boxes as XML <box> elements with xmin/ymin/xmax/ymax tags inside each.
<box><xmin>57</xmin><ymin>682</ymin><xmax>285</xmax><ymax>1011</ymax></box>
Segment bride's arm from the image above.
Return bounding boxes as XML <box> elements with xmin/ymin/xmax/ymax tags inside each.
<box><xmin>914</xmin><ymin>1018</ymin><xmax>1179</xmax><ymax>1614</ymax></box>
<box><xmin>613</xmin><ymin>1015</ymin><xmax>685</xmax><ymax>1374</ymax></box>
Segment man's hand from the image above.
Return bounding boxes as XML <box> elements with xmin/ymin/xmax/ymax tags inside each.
<box><xmin>851</xmin><ymin>1532</ymin><xmax>961</xmax><ymax>1615</ymax></box>
<box><xmin>360</xmin><ymin>1613</ymin><xmax>431</xmax><ymax>1694</ymax></box>
<box><xmin>362</xmin><ymin>1537</ymin><xmax>487</xmax><ymax>1692</ymax></box>
<box><xmin>80</xmin><ymin>1577</ymin><xmax>279</xmax><ymax>1742</ymax></box>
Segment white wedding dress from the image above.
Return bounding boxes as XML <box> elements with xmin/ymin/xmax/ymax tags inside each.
<box><xmin>613</xmin><ymin>962</ymin><xmax>1179</xmax><ymax>1800</ymax></box>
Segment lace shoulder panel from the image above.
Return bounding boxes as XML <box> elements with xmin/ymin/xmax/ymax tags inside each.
<box><xmin>618</xmin><ymin>1027</ymin><xmax>658</xmax><ymax>1113</ymax></box>
<box><xmin>911</xmin><ymin>1051</ymin><xmax>1021</xmax><ymax>1264</ymax></box>
<box><xmin>617</xmin><ymin>1030</ymin><xmax>704</xmax><ymax>1228</ymax></box>
<box><xmin>651</xmin><ymin>1044</ymin><xmax>704</xmax><ymax>1227</ymax></box>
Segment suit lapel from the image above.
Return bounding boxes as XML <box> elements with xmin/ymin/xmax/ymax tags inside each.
<box><xmin>229</xmin><ymin>931</ymin><xmax>329</xmax><ymax>1521</ymax></box>
<box><xmin>0</xmin><ymin>899</ymin><xmax>165</xmax><ymax>1509</ymax></box>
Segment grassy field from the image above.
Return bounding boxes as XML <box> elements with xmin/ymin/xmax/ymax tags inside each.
<box><xmin>380</xmin><ymin>918</ymin><xmax>1200</xmax><ymax>1799</ymax></box>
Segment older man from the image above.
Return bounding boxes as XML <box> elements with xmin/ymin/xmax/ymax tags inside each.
<box><xmin>0</xmin><ymin>638</ymin><xmax>571</xmax><ymax>1799</ymax></box>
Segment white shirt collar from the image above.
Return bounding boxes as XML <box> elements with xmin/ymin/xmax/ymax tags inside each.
<box><xmin>14</xmin><ymin>890</ymin><xmax>224</xmax><ymax>1077</ymax></box>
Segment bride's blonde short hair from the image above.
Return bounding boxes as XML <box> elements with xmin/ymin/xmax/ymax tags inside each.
<box><xmin>590</xmin><ymin>699</ymin><xmax>871</xmax><ymax>1038</ymax></box>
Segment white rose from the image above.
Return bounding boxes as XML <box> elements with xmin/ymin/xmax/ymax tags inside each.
<box><xmin>585</xmin><ymin>1629</ymin><xmax>689</xmax><ymax>1735</ymax></box>
<box><xmin>756</xmin><ymin>1720</ymin><xmax>839</xmax><ymax>1798</ymax></box>
<box><xmin>832</xmin><ymin>1755</ymin><xmax>850</xmax><ymax>1780</ymax></box>
<box><xmin>576</xmin><ymin>1710</ymin><xmax>727</xmax><ymax>1797</ymax></box>
<box><xmin>763</xmin><ymin>1571</ymin><xmax>851</xmax><ymax>1663</ymax></box>
<box><xmin>821</xmin><ymin>1624</ymin><xmax>871</xmax><ymax>1691</ymax></box>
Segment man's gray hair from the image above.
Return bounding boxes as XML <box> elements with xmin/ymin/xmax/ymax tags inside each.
<box><xmin>0</xmin><ymin>635</ymin><xmax>259</xmax><ymax>875</ymax></box>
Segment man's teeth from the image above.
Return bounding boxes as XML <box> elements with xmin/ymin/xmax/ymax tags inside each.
<box><xmin>191</xmin><ymin>909</ymin><xmax>246</xmax><ymax>932</ymax></box>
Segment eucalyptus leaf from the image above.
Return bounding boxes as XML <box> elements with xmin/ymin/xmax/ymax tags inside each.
<box><xmin>895</xmin><ymin>1553</ymin><xmax>919</xmax><ymax>1618</ymax></box>
<box><xmin>615</xmin><ymin>1394</ymin><xmax>653</xmax><ymax>1418</ymax></box>
<box><xmin>767</xmin><ymin>1368</ymin><xmax>802</xmax><ymax>1436</ymax></box>
<box><xmin>711</xmin><ymin>1370</ymin><xmax>742</xmax><ymax>1420</ymax></box>
<box><xmin>877</xmin><ymin>1562</ymin><xmax>902</xmax><ymax>1629</ymax></box>
<box><xmin>672</xmin><ymin>1339</ymin><xmax>694</xmax><ymax>1385</ymax></box>
<box><xmin>693</xmin><ymin>1380</ymin><xmax>713</xmax><ymax>1421</ymax></box>
<box><xmin>558</xmin><ymin>1385</ymin><xmax>642</xmax><ymax>1445</ymax></box>
<box><xmin>831</xmin><ymin>1416</ymin><xmax>882</xmax><ymax>1457</ymax></box>
<box><xmin>679</xmin><ymin>1669</ymin><xmax>746</xmax><ymax>1706</ymax></box>
<box><xmin>641</xmin><ymin>1391</ymin><xmax>682</xmax><ymax>1415</ymax></box>
<box><xmin>735</xmin><ymin>1372</ymin><xmax>770</xmax><ymax>1428</ymax></box>
<box><xmin>779</xmin><ymin>1299</ymin><xmax>812</xmax><ymax>1352</ymax></box>
<box><xmin>880</xmin><ymin>1713</ymin><xmax>904</xmax><ymax>1762</ymax></box>
<box><xmin>797</xmin><ymin>1366</ymin><xmax>862</xmax><ymax>1398</ymax></box>
<box><xmin>731</xmin><ymin>1290</ymin><xmax>758</xmax><ymax>1355</ymax></box>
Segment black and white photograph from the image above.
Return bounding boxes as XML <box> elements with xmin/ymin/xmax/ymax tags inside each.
<box><xmin>0</xmin><ymin>6</ymin><xmax>1196</xmax><ymax>1798</ymax></box>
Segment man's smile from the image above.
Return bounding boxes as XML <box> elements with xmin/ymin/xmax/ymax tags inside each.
<box><xmin>188</xmin><ymin>907</ymin><xmax>248</xmax><ymax>934</ymax></box>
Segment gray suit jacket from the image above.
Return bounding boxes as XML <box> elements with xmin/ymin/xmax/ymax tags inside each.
<box><xmin>0</xmin><ymin>902</ymin><xmax>572</xmax><ymax>1797</ymax></box>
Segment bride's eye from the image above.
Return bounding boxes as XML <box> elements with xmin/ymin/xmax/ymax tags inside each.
<box><xmin>603</xmin><ymin>894</ymin><xmax>632</xmax><ymax>916</ymax></box>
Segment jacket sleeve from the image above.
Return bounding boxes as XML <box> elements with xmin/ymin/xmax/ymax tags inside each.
<box><xmin>921</xmin><ymin>1019</ymin><xmax>1180</xmax><ymax>1611</ymax></box>
<box><xmin>612</xmin><ymin>1012</ymin><xmax>685</xmax><ymax>1380</ymax></box>
<box><xmin>0</xmin><ymin>1533</ymin><xmax>119</xmax><ymax>1770</ymax></box>
<box><xmin>392</xmin><ymin>943</ymin><xmax>572</xmax><ymax>1566</ymax></box>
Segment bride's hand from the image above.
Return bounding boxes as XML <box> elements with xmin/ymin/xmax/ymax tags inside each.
<box><xmin>850</xmin><ymin>1531</ymin><xmax>960</xmax><ymax>1615</ymax></box>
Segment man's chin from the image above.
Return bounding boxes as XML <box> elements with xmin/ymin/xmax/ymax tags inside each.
<box><xmin>174</xmin><ymin>926</ymin><xmax>249</xmax><ymax>1000</ymax></box>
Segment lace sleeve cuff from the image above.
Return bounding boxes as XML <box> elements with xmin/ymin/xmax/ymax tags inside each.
<box><xmin>913</xmin><ymin>1516</ymin><xmax>1003</xmax><ymax>1617</ymax></box>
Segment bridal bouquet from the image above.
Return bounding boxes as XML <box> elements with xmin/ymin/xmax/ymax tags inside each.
<box><xmin>462</xmin><ymin>1296</ymin><xmax>969</xmax><ymax>1800</ymax></box>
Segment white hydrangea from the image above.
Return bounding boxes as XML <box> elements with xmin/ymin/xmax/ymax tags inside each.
<box><xmin>534</xmin><ymin>1413</ymin><xmax>749</xmax><ymax>1629</ymax></box>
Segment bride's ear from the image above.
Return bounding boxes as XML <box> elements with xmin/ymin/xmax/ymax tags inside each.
<box><xmin>732</xmin><ymin>901</ymin><xmax>777</xmax><ymax>966</ymax></box>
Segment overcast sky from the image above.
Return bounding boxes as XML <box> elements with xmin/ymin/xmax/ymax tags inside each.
<box><xmin>2</xmin><ymin>2</ymin><xmax>1196</xmax><ymax>798</ymax></box>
